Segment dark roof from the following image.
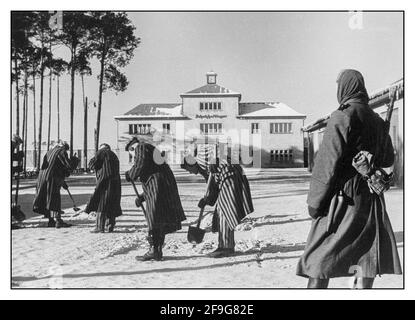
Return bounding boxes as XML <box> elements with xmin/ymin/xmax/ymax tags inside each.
<box><xmin>183</xmin><ymin>84</ymin><xmax>240</xmax><ymax>95</ymax></box>
<box><xmin>239</xmin><ymin>102</ymin><xmax>271</xmax><ymax>115</ymax></box>
<box><xmin>124</xmin><ymin>103</ymin><xmax>180</xmax><ymax>116</ymax></box>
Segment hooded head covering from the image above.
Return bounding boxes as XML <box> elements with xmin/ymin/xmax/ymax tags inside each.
<box><xmin>99</xmin><ymin>143</ymin><xmax>111</xmax><ymax>151</ymax></box>
<box><xmin>336</xmin><ymin>69</ymin><xmax>369</xmax><ymax>106</ymax></box>
<box><xmin>58</xmin><ymin>140</ymin><xmax>69</xmax><ymax>151</ymax></box>
<box><xmin>125</xmin><ymin>137</ymin><xmax>139</xmax><ymax>151</ymax></box>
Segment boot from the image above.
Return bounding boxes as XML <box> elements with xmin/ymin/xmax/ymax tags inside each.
<box><xmin>91</xmin><ymin>212</ymin><xmax>105</xmax><ymax>233</ymax></box>
<box><xmin>208</xmin><ymin>248</ymin><xmax>235</xmax><ymax>258</ymax></box>
<box><xmin>307</xmin><ymin>278</ymin><xmax>329</xmax><ymax>289</ymax></box>
<box><xmin>53</xmin><ymin>211</ymin><xmax>71</xmax><ymax>229</ymax></box>
<box><xmin>106</xmin><ymin>216</ymin><xmax>116</xmax><ymax>233</ymax></box>
<box><xmin>138</xmin><ymin>231</ymin><xmax>164</xmax><ymax>261</ymax></box>
<box><xmin>141</xmin><ymin>246</ymin><xmax>157</xmax><ymax>261</ymax></box>
<box><xmin>156</xmin><ymin>233</ymin><xmax>165</xmax><ymax>261</ymax></box>
<box><xmin>47</xmin><ymin>218</ymin><xmax>56</xmax><ymax>228</ymax></box>
<box><xmin>354</xmin><ymin>277</ymin><xmax>375</xmax><ymax>289</ymax></box>
<box><xmin>137</xmin><ymin>232</ymin><xmax>157</xmax><ymax>261</ymax></box>
<box><xmin>55</xmin><ymin>219</ymin><xmax>72</xmax><ymax>229</ymax></box>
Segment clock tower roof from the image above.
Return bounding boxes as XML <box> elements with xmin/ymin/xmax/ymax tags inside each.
<box><xmin>181</xmin><ymin>72</ymin><xmax>241</xmax><ymax>98</ymax></box>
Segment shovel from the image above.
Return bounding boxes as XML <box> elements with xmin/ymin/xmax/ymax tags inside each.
<box><xmin>131</xmin><ymin>180</ymin><xmax>147</xmax><ymax>216</ymax></box>
<box><xmin>187</xmin><ymin>206</ymin><xmax>206</xmax><ymax>244</ymax></box>
<box><xmin>187</xmin><ymin>173</ymin><xmax>213</xmax><ymax>244</ymax></box>
<box><xmin>64</xmin><ymin>185</ymin><xmax>81</xmax><ymax>212</ymax></box>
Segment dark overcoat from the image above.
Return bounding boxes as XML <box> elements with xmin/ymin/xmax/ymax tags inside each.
<box><xmin>85</xmin><ymin>148</ymin><xmax>122</xmax><ymax>218</ymax></box>
<box><xmin>296</xmin><ymin>100</ymin><xmax>402</xmax><ymax>279</ymax></box>
<box><xmin>128</xmin><ymin>142</ymin><xmax>186</xmax><ymax>234</ymax></box>
<box><xmin>33</xmin><ymin>145</ymin><xmax>73</xmax><ymax>216</ymax></box>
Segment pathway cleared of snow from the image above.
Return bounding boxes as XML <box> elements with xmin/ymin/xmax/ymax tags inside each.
<box><xmin>12</xmin><ymin>172</ymin><xmax>403</xmax><ymax>289</ymax></box>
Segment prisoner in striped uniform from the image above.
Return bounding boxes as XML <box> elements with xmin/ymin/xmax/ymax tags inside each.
<box><xmin>183</xmin><ymin>144</ymin><xmax>254</xmax><ymax>258</ymax></box>
<box><xmin>125</xmin><ymin>137</ymin><xmax>186</xmax><ymax>261</ymax></box>
<box><xmin>85</xmin><ymin>144</ymin><xmax>122</xmax><ymax>233</ymax></box>
<box><xmin>33</xmin><ymin>142</ymin><xmax>79</xmax><ymax>228</ymax></box>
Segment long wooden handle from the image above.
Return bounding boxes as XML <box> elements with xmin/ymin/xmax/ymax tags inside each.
<box><xmin>196</xmin><ymin>206</ymin><xmax>205</xmax><ymax>229</ymax></box>
<box><xmin>203</xmin><ymin>173</ymin><xmax>213</xmax><ymax>199</ymax></box>
<box><xmin>131</xmin><ymin>180</ymin><xmax>146</xmax><ymax>216</ymax></box>
<box><xmin>131</xmin><ymin>180</ymin><xmax>140</xmax><ymax>197</ymax></box>
<box><xmin>381</xmin><ymin>87</ymin><xmax>398</xmax><ymax>165</ymax></box>
<box><xmin>194</xmin><ymin>173</ymin><xmax>214</xmax><ymax>227</ymax></box>
<box><xmin>66</xmin><ymin>187</ymin><xmax>77</xmax><ymax>207</ymax></box>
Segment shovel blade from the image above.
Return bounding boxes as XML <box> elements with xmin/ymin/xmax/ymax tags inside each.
<box><xmin>187</xmin><ymin>226</ymin><xmax>205</xmax><ymax>244</ymax></box>
<box><xmin>73</xmin><ymin>207</ymin><xmax>81</xmax><ymax>212</ymax></box>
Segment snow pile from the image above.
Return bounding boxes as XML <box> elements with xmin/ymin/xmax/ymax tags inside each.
<box><xmin>98</xmin><ymin>232</ymin><xmax>148</xmax><ymax>259</ymax></box>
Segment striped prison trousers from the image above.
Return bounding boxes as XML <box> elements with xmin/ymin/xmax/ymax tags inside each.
<box><xmin>218</xmin><ymin>208</ymin><xmax>235</xmax><ymax>249</ymax></box>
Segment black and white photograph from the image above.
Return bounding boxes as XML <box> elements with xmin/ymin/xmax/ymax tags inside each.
<box><xmin>6</xmin><ymin>4</ymin><xmax>410</xmax><ymax>299</ymax></box>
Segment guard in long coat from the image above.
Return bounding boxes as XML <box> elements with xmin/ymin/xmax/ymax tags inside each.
<box><xmin>33</xmin><ymin>142</ymin><xmax>79</xmax><ymax>228</ymax></box>
<box><xmin>85</xmin><ymin>144</ymin><xmax>122</xmax><ymax>233</ymax></box>
<box><xmin>125</xmin><ymin>137</ymin><xmax>186</xmax><ymax>261</ymax></box>
<box><xmin>182</xmin><ymin>144</ymin><xmax>254</xmax><ymax>258</ymax></box>
<box><xmin>296</xmin><ymin>69</ymin><xmax>402</xmax><ymax>288</ymax></box>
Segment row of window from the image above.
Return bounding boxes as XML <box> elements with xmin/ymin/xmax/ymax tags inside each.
<box><xmin>129</xmin><ymin>124</ymin><xmax>152</xmax><ymax>135</ymax></box>
<box><xmin>128</xmin><ymin>124</ymin><xmax>171</xmax><ymax>135</ymax></box>
<box><xmin>270</xmin><ymin>149</ymin><xmax>294</xmax><ymax>162</ymax></box>
<box><xmin>200</xmin><ymin>123</ymin><xmax>223</xmax><ymax>134</ymax></box>
<box><xmin>200</xmin><ymin>102</ymin><xmax>222</xmax><ymax>111</ymax></box>
<box><xmin>128</xmin><ymin>122</ymin><xmax>293</xmax><ymax>135</ymax></box>
<box><xmin>270</xmin><ymin>123</ymin><xmax>293</xmax><ymax>134</ymax></box>
<box><xmin>252</xmin><ymin>122</ymin><xmax>293</xmax><ymax>134</ymax></box>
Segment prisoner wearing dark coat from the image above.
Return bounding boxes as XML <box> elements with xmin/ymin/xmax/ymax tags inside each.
<box><xmin>85</xmin><ymin>147</ymin><xmax>122</xmax><ymax>219</ymax></box>
<box><xmin>127</xmin><ymin>141</ymin><xmax>186</xmax><ymax>234</ymax></box>
<box><xmin>191</xmin><ymin>144</ymin><xmax>254</xmax><ymax>231</ymax></box>
<box><xmin>207</xmin><ymin>160</ymin><xmax>254</xmax><ymax>231</ymax></box>
<box><xmin>297</xmin><ymin>70</ymin><xmax>402</xmax><ymax>279</ymax></box>
<box><xmin>33</xmin><ymin>145</ymin><xmax>74</xmax><ymax>216</ymax></box>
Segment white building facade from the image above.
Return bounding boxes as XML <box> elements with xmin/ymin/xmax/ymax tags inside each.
<box><xmin>115</xmin><ymin>72</ymin><xmax>306</xmax><ymax>171</ymax></box>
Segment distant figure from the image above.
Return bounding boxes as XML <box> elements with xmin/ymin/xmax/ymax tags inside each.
<box><xmin>33</xmin><ymin>141</ymin><xmax>79</xmax><ymax>228</ymax></box>
<box><xmin>11</xmin><ymin>134</ymin><xmax>25</xmax><ymax>226</ymax></box>
<box><xmin>297</xmin><ymin>69</ymin><xmax>402</xmax><ymax>288</ymax></box>
<box><xmin>11</xmin><ymin>134</ymin><xmax>23</xmax><ymax>175</ymax></box>
<box><xmin>125</xmin><ymin>137</ymin><xmax>186</xmax><ymax>261</ymax></box>
<box><xmin>85</xmin><ymin>143</ymin><xmax>122</xmax><ymax>233</ymax></box>
<box><xmin>182</xmin><ymin>144</ymin><xmax>254</xmax><ymax>258</ymax></box>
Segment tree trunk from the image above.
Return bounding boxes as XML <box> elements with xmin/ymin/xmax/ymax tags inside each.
<box><xmin>57</xmin><ymin>75</ymin><xmax>60</xmax><ymax>141</ymax></box>
<box><xmin>81</xmin><ymin>73</ymin><xmax>85</xmax><ymax>105</ymax></box>
<box><xmin>47</xmin><ymin>62</ymin><xmax>52</xmax><ymax>151</ymax></box>
<box><xmin>84</xmin><ymin>96</ymin><xmax>88</xmax><ymax>171</ymax></box>
<box><xmin>37</xmin><ymin>63</ymin><xmax>44</xmax><ymax>171</ymax></box>
<box><xmin>24</xmin><ymin>74</ymin><xmax>29</xmax><ymax>172</ymax></box>
<box><xmin>14</xmin><ymin>57</ymin><xmax>20</xmax><ymax>136</ymax></box>
<box><xmin>22</xmin><ymin>82</ymin><xmax>26</xmax><ymax>171</ymax></box>
<box><xmin>81</xmin><ymin>74</ymin><xmax>87</xmax><ymax>170</ymax></box>
<box><xmin>32</xmin><ymin>72</ymin><xmax>37</xmax><ymax>169</ymax></box>
<box><xmin>95</xmin><ymin>51</ymin><xmax>105</xmax><ymax>152</ymax></box>
<box><xmin>70</xmin><ymin>47</ymin><xmax>76</xmax><ymax>156</ymax></box>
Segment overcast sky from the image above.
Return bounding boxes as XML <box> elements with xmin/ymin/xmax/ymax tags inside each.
<box><xmin>13</xmin><ymin>11</ymin><xmax>403</xmax><ymax>150</ymax></box>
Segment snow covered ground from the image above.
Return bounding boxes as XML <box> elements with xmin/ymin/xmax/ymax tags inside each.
<box><xmin>11</xmin><ymin>169</ymin><xmax>404</xmax><ymax>289</ymax></box>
